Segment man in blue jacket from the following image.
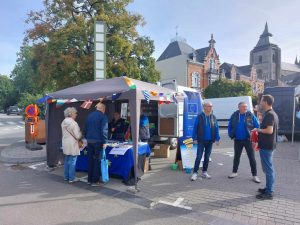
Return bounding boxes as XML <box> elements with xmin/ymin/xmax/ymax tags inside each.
<box><xmin>228</xmin><ymin>102</ymin><xmax>260</xmax><ymax>183</ymax></box>
<box><xmin>191</xmin><ymin>101</ymin><xmax>220</xmax><ymax>181</ymax></box>
<box><xmin>84</xmin><ymin>102</ymin><xmax>108</xmax><ymax>186</ymax></box>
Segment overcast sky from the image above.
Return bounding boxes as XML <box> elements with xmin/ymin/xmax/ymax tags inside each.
<box><xmin>1</xmin><ymin>0</ymin><xmax>300</xmax><ymax>76</ymax></box>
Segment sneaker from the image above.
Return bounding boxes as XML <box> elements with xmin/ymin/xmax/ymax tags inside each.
<box><xmin>91</xmin><ymin>182</ymin><xmax>102</xmax><ymax>187</ymax></box>
<box><xmin>69</xmin><ymin>177</ymin><xmax>80</xmax><ymax>183</ymax></box>
<box><xmin>258</xmin><ymin>188</ymin><xmax>266</xmax><ymax>194</ymax></box>
<box><xmin>256</xmin><ymin>192</ymin><xmax>273</xmax><ymax>200</ymax></box>
<box><xmin>228</xmin><ymin>173</ymin><xmax>238</xmax><ymax>179</ymax></box>
<box><xmin>202</xmin><ymin>172</ymin><xmax>211</xmax><ymax>179</ymax></box>
<box><xmin>253</xmin><ymin>176</ymin><xmax>261</xmax><ymax>183</ymax></box>
<box><xmin>190</xmin><ymin>173</ymin><xmax>198</xmax><ymax>181</ymax></box>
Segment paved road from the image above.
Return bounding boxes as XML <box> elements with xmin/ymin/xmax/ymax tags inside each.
<box><xmin>0</xmin><ymin>113</ymin><xmax>24</xmax><ymax>147</ymax></box>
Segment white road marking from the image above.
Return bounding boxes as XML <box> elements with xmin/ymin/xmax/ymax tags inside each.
<box><xmin>18</xmin><ymin>121</ymin><xmax>25</xmax><ymax>125</ymax></box>
<box><xmin>217</xmin><ymin>163</ymin><xmax>224</xmax><ymax>166</ymax></box>
<box><xmin>16</xmin><ymin>125</ymin><xmax>23</xmax><ymax>128</ymax></box>
<box><xmin>0</xmin><ymin>122</ymin><xmax>4</xmax><ymax>126</ymax></box>
<box><xmin>153</xmin><ymin>197</ymin><xmax>192</xmax><ymax>210</ymax></box>
<box><xmin>17</xmin><ymin>139</ymin><xmax>25</xmax><ymax>142</ymax></box>
<box><xmin>28</xmin><ymin>162</ymin><xmax>45</xmax><ymax>170</ymax></box>
<box><xmin>7</xmin><ymin>121</ymin><xmax>16</xmax><ymax>125</ymax></box>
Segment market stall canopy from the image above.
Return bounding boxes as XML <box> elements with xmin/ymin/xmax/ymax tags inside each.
<box><xmin>48</xmin><ymin>76</ymin><xmax>175</xmax><ymax>101</ymax></box>
<box><xmin>46</xmin><ymin>77</ymin><xmax>176</xmax><ymax>190</ymax></box>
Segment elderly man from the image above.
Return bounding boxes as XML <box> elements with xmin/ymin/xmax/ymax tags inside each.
<box><xmin>228</xmin><ymin>102</ymin><xmax>260</xmax><ymax>183</ymax></box>
<box><xmin>84</xmin><ymin>102</ymin><xmax>108</xmax><ymax>186</ymax></box>
<box><xmin>191</xmin><ymin>101</ymin><xmax>220</xmax><ymax>181</ymax></box>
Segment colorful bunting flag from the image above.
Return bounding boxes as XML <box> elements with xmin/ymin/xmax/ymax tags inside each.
<box><xmin>172</xmin><ymin>94</ymin><xmax>178</xmax><ymax>104</ymax></box>
<box><xmin>37</xmin><ymin>95</ymin><xmax>51</xmax><ymax>104</ymax></box>
<box><xmin>112</xmin><ymin>93</ymin><xmax>122</xmax><ymax>101</ymax></box>
<box><xmin>124</xmin><ymin>76</ymin><xmax>136</xmax><ymax>89</ymax></box>
<box><xmin>56</xmin><ymin>99</ymin><xmax>66</xmax><ymax>108</ymax></box>
<box><xmin>142</xmin><ymin>90</ymin><xmax>151</xmax><ymax>103</ymax></box>
<box><xmin>150</xmin><ymin>91</ymin><xmax>158</xmax><ymax>96</ymax></box>
<box><xmin>69</xmin><ymin>98</ymin><xmax>78</xmax><ymax>103</ymax></box>
<box><xmin>47</xmin><ymin>99</ymin><xmax>54</xmax><ymax>104</ymax></box>
<box><xmin>80</xmin><ymin>100</ymin><xmax>93</xmax><ymax>109</ymax></box>
<box><xmin>165</xmin><ymin>94</ymin><xmax>171</xmax><ymax>104</ymax></box>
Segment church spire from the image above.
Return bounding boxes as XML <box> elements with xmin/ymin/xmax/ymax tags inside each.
<box><xmin>295</xmin><ymin>56</ymin><xmax>298</xmax><ymax>65</ymax></box>
<box><xmin>209</xmin><ymin>34</ymin><xmax>216</xmax><ymax>48</ymax></box>
<box><xmin>256</xmin><ymin>22</ymin><xmax>273</xmax><ymax>47</ymax></box>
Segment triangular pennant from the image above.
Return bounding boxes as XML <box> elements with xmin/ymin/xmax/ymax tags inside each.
<box><xmin>150</xmin><ymin>91</ymin><xmax>158</xmax><ymax>96</ymax></box>
<box><xmin>112</xmin><ymin>93</ymin><xmax>122</xmax><ymax>101</ymax></box>
<box><xmin>142</xmin><ymin>90</ymin><xmax>150</xmax><ymax>103</ymax></box>
<box><xmin>80</xmin><ymin>100</ymin><xmax>93</xmax><ymax>109</ymax></box>
<box><xmin>124</xmin><ymin>76</ymin><xmax>136</xmax><ymax>89</ymax></box>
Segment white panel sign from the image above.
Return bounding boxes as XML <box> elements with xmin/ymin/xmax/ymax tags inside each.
<box><xmin>94</xmin><ymin>21</ymin><xmax>106</xmax><ymax>80</ymax></box>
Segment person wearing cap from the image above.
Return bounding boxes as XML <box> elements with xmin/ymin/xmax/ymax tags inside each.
<box><xmin>84</xmin><ymin>102</ymin><xmax>108</xmax><ymax>186</ymax></box>
<box><xmin>228</xmin><ymin>102</ymin><xmax>260</xmax><ymax>183</ymax></box>
<box><xmin>190</xmin><ymin>101</ymin><xmax>220</xmax><ymax>181</ymax></box>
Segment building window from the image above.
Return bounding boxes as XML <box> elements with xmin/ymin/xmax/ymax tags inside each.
<box><xmin>210</xmin><ymin>59</ymin><xmax>215</xmax><ymax>69</ymax></box>
<box><xmin>272</xmin><ymin>54</ymin><xmax>275</xmax><ymax>63</ymax></box>
<box><xmin>191</xmin><ymin>72</ymin><xmax>200</xmax><ymax>88</ymax></box>
<box><xmin>259</xmin><ymin>56</ymin><xmax>262</xmax><ymax>63</ymax></box>
<box><xmin>257</xmin><ymin>69</ymin><xmax>263</xmax><ymax>79</ymax></box>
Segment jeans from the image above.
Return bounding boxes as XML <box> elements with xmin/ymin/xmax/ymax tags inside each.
<box><xmin>193</xmin><ymin>141</ymin><xmax>213</xmax><ymax>173</ymax></box>
<box><xmin>87</xmin><ymin>143</ymin><xmax>103</xmax><ymax>183</ymax></box>
<box><xmin>233</xmin><ymin>140</ymin><xmax>257</xmax><ymax>176</ymax></box>
<box><xmin>259</xmin><ymin>149</ymin><xmax>275</xmax><ymax>194</ymax></box>
<box><xmin>64</xmin><ymin>155</ymin><xmax>78</xmax><ymax>181</ymax></box>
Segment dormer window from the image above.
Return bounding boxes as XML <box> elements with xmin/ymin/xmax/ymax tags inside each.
<box><xmin>192</xmin><ymin>72</ymin><xmax>200</xmax><ymax>88</ymax></box>
<box><xmin>259</xmin><ymin>56</ymin><xmax>262</xmax><ymax>63</ymax></box>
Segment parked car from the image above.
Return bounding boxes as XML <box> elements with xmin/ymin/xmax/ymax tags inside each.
<box><xmin>6</xmin><ymin>106</ymin><xmax>21</xmax><ymax>115</ymax></box>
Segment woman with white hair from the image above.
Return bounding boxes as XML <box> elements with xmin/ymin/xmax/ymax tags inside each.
<box><xmin>61</xmin><ymin>107</ymin><xmax>82</xmax><ymax>183</ymax></box>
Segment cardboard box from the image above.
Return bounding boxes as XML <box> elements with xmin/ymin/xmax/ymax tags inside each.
<box><xmin>153</xmin><ymin>144</ymin><xmax>170</xmax><ymax>158</ymax></box>
<box><xmin>144</xmin><ymin>157</ymin><xmax>150</xmax><ymax>173</ymax></box>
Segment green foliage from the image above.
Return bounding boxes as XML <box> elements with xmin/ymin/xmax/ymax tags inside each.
<box><xmin>204</xmin><ymin>79</ymin><xmax>253</xmax><ymax>98</ymax></box>
<box><xmin>0</xmin><ymin>75</ymin><xmax>17</xmax><ymax>110</ymax></box>
<box><xmin>18</xmin><ymin>92</ymin><xmax>46</xmax><ymax>119</ymax></box>
<box><xmin>16</xmin><ymin>0</ymin><xmax>160</xmax><ymax>92</ymax></box>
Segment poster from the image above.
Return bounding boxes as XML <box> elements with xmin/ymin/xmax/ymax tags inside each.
<box><xmin>179</xmin><ymin>137</ymin><xmax>197</xmax><ymax>169</ymax></box>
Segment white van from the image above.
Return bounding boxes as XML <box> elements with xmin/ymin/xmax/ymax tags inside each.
<box><xmin>206</xmin><ymin>96</ymin><xmax>253</xmax><ymax>127</ymax></box>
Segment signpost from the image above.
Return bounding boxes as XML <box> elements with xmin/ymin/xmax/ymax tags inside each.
<box><xmin>25</xmin><ymin>104</ymin><xmax>42</xmax><ymax>150</ymax></box>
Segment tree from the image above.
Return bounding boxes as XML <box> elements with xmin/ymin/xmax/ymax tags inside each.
<box><xmin>204</xmin><ymin>79</ymin><xmax>253</xmax><ymax>98</ymax></box>
<box><xmin>22</xmin><ymin>0</ymin><xmax>160</xmax><ymax>91</ymax></box>
<box><xmin>10</xmin><ymin>46</ymin><xmax>44</xmax><ymax>96</ymax></box>
<box><xmin>0</xmin><ymin>75</ymin><xmax>17</xmax><ymax>110</ymax></box>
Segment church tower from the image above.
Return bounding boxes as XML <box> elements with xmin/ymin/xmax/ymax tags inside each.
<box><xmin>250</xmin><ymin>23</ymin><xmax>281</xmax><ymax>83</ymax></box>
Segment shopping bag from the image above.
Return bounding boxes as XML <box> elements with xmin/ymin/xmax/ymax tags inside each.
<box><xmin>101</xmin><ymin>149</ymin><xmax>109</xmax><ymax>183</ymax></box>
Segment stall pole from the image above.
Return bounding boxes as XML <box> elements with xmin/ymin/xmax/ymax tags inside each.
<box><xmin>128</xmin><ymin>90</ymin><xmax>141</xmax><ymax>192</ymax></box>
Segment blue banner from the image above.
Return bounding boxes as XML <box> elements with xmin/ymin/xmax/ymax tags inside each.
<box><xmin>182</xmin><ymin>91</ymin><xmax>202</xmax><ymax>138</ymax></box>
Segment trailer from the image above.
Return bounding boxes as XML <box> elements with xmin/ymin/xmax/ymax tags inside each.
<box><xmin>264</xmin><ymin>86</ymin><xmax>300</xmax><ymax>139</ymax></box>
<box><xmin>155</xmin><ymin>79</ymin><xmax>203</xmax><ymax>148</ymax></box>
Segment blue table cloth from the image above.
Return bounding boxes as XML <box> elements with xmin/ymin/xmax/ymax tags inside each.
<box><xmin>76</xmin><ymin>143</ymin><xmax>151</xmax><ymax>180</ymax></box>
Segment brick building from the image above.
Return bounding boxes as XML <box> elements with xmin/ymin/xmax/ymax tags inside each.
<box><xmin>155</xmin><ymin>34</ymin><xmax>221</xmax><ymax>91</ymax></box>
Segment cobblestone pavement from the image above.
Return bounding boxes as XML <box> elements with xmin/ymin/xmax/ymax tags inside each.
<box><xmin>44</xmin><ymin>133</ymin><xmax>300</xmax><ymax>225</ymax></box>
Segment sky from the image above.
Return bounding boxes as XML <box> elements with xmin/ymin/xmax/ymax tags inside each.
<box><xmin>1</xmin><ymin>0</ymin><xmax>300</xmax><ymax>76</ymax></box>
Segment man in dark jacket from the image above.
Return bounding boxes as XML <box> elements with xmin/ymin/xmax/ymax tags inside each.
<box><xmin>109</xmin><ymin>112</ymin><xmax>126</xmax><ymax>141</ymax></box>
<box><xmin>84</xmin><ymin>102</ymin><xmax>108</xmax><ymax>186</ymax></box>
<box><xmin>191</xmin><ymin>102</ymin><xmax>220</xmax><ymax>181</ymax></box>
<box><xmin>228</xmin><ymin>102</ymin><xmax>260</xmax><ymax>183</ymax></box>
